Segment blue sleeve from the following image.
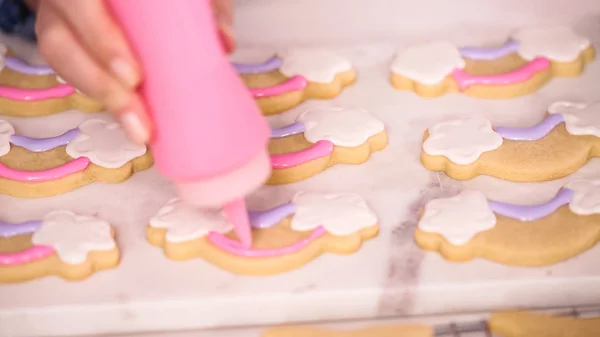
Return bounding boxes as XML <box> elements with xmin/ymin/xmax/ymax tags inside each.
<box><xmin>0</xmin><ymin>0</ymin><xmax>36</xmax><ymax>41</ymax></box>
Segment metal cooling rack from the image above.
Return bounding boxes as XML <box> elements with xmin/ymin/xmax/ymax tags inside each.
<box><xmin>432</xmin><ymin>306</ymin><xmax>600</xmax><ymax>337</ymax></box>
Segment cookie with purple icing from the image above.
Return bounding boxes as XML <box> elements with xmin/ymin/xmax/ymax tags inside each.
<box><xmin>147</xmin><ymin>192</ymin><xmax>379</xmax><ymax>275</ymax></box>
<box><xmin>416</xmin><ymin>182</ymin><xmax>600</xmax><ymax>266</ymax></box>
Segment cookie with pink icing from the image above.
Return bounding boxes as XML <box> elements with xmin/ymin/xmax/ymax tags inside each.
<box><xmin>0</xmin><ymin>44</ymin><xmax>102</xmax><ymax>116</ymax></box>
<box><xmin>0</xmin><ymin>118</ymin><xmax>153</xmax><ymax>198</ymax></box>
<box><xmin>267</xmin><ymin>106</ymin><xmax>387</xmax><ymax>184</ymax></box>
<box><xmin>416</xmin><ymin>182</ymin><xmax>600</xmax><ymax>266</ymax></box>
<box><xmin>421</xmin><ymin>102</ymin><xmax>600</xmax><ymax>182</ymax></box>
<box><xmin>147</xmin><ymin>192</ymin><xmax>379</xmax><ymax>275</ymax></box>
<box><xmin>390</xmin><ymin>25</ymin><xmax>595</xmax><ymax>98</ymax></box>
<box><xmin>0</xmin><ymin>210</ymin><xmax>119</xmax><ymax>283</ymax></box>
<box><xmin>234</xmin><ymin>49</ymin><xmax>356</xmax><ymax>115</ymax></box>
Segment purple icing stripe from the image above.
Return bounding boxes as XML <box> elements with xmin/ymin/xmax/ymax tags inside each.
<box><xmin>495</xmin><ymin>114</ymin><xmax>564</xmax><ymax>141</ymax></box>
<box><xmin>249</xmin><ymin>203</ymin><xmax>296</xmax><ymax>229</ymax></box>
<box><xmin>459</xmin><ymin>40</ymin><xmax>520</xmax><ymax>61</ymax></box>
<box><xmin>233</xmin><ymin>57</ymin><xmax>283</xmax><ymax>74</ymax></box>
<box><xmin>5</xmin><ymin>56</ymin><xmax>55</xmax><ymax>76</ymax></box>
<box><xmin>488</xmin><ymin>188</ymin><xmax>573</xmax><ymax>221</ymax></box>
<box><xmin>10</xmin><ymin>128</ymin><xmax>80</xmax><ymax>152</ymax></box>
<box><xmin>270</xmin><ymin>122</ymin><xmax>305</xmax><ymax>139</ymax></box>
<box><xmin>0</xmin><ymin>220</ymin><xmax>42</xmax><ymax>238</ymax></box>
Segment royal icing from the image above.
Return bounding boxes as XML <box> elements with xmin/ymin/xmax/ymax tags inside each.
<box><xmin>31</xmin><ymin>211</ymin><xmax>115</xmax><ymax>264</ymax></box>
<box><xmin>296</xmin><ymin>107</ymin><xmax>385</xmax><ymax>147</ymax></box>
<box><xmin>233</xmin><ymin>56</ymin><xmax>283</xmax><ymax>74</ymax></box>
<box><xmin>494</xmin><ymin>114</ymin><xmax>564</xmax><ymax>141</ymax></box>
<box><xmin>451</xmin><ymin>57</ymin><xmax>550</xmax><ymax>89</ymax></box>
<box><xmin>512</xmin><ymin>26</ymin><xmax>590</xmax><ymax>62</ymax></box>
<box><xmin>419</xmin><ymin>191</ymin><xmax>496</xmax><ymax>245</ymax></box>
<box><xmin>548</xmin><ymin>101</ymin><xmax>600</xmax><ymax>137</ymax></box>
<box><xmin>423</xmin><ymin>115</ymin><xmax>503</xmax><ymax>165</ymax></box>
<box><xmin>488</xmin><ymin>188</ymin><xmax>573</xmax><ymax>221</ymax></box>
<box><xmin>459</xmin><ymin>40</ymin><xmax>520</xmax><ymax>60</ymax></box>
<box><xmin>270</xmin><ymin>140</ymin><xmax>334</xmax><ymax>169</ymax></box>
<box><xmin>66</xmin><ymin>119</ymin><xmax>147</xmax><ymax>169</ymax></box>
<box><xmin>5</xmin><ymin>56</ymin><xmax>54</xmax><ymax>75</ymax></box>
<box><xmin>149</xmin><ymin>199</ymin><xmax>233</xmax><ymax>243</ymax></box>
<box><xmin>567</xmin><ymin>180</ymin><xmax>600</xmax><ymax>215</ymax></box>
<box><xmin>0</xmin><ymin>120</ymin><xmax>15</xmax><ymax>156</ymax></box>
<box><xmin>249</xmin><ymin>75</ymin><xmax>307</xmax><ymax>98</ymax></box>
<box><xmin>391</xmin><ymin>41</ymin><xmax>465</xmax><ymax>85</ymax></box>
<box><xmin>277</xmin><ymin>49</ymin><xmax>352</xmax><ymax>83</ymax></box>
<box><xmin>291</xmin><ymin>192</ymin><xmax>377</xmax><ymax>236</ymax></box>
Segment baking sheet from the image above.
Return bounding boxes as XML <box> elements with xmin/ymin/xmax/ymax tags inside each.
<box><xmin>1</xmin><ymin>30</ymin><xmax>600</xmax><ymax>337</ymax></box>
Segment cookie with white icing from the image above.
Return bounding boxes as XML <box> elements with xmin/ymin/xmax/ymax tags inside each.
<box><xmin>233</xmin><ymin>48</ymin><xmax>356</xmax><ymax>115</ymax></box>
<box><xmin>147</xmin><ymin>192</ymin><xmax>379</xmax><ymax>275</ymax></box>
<box><xmin>416</xmin><ymin>184</ymin><xmax>600</xmax><ymax>266</ymax></box>
<box><xmin>390</xmin><ymin>25</ymin><xmax>595</xmax><ymax>98</ymax></box>
<box><xmin>0</xmin><ymin>44</ymin><xmax>102</xmax><ymax>116</ymax></box>
<box><xmin>0</xmin><ymin>210</ymin><xmax>119</xmax><ymax>283</ymax></box>
<box><xmin>421</xmin><ymin>102</ymin><xmax>600</xmax><ymax>182</ymax></box>
<box><xmin>0</xmin><ymin>118</ymin><xmax>153</xmax><ymax>198</ymax></box>
<box><xmin>267</xmin><ymin>106</ymin><xmax>387</xmax><ymax>185</ymax></box>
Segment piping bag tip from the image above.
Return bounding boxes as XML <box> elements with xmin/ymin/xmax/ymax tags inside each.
<box><xmin>223</xmin><ymin>198</ymin><xmax>252</xmax><ymax>248</ymax></box>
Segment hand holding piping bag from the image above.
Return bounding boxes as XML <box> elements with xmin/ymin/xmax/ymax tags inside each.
<box><xmin>32</xmin><ymin>0</ymin><xmax>269</xmax><ymax>248</ymax></box>
<box><xmin>31</xmin><ymin>0</ymin><xmax>234</xmax><ymax>143</ymax></box>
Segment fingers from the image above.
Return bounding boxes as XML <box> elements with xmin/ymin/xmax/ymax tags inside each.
<box><xmin>35</xmin><ymin>1</ymin><xmax>150</xmax><ymax>144</ymax></box>
<box><xmin>45</xmin><ymin>0</ymin><xmax>140</xmax><ymax>88</ymax></box>
<box><xmin>213</xmin><ymin>0</ymin><xmax>236</xmax><ymax>53</ymax></box>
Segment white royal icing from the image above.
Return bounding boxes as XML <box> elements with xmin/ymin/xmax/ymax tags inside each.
<box><xmin>422</xmin><ymin>115</ymin><xmax>503</xmax><ymax>165</ymax></box>
<box><xmin>390</xmin><ymin>41</ymin><xmax>465</xmax><ymax>85</ymax></box>
<box><xmin>548</xmin><ymin>101</ymin><xmax>600</xmax><ymax>137</ymax></box>
<box><xmin>297</xmin><ymin>106</ymin><xmax>385</xmax><ymax>147</ymax></box>
<box><xmin>568</xmin><ymin>180</ymin><xmax>600</xmax><ymax>215</ymax></box>
<box><xmin>66</xmin><ymin>119</ymin><xmax>147</xmax><ymax>169</ymax></box>
<box><xmin>512</xmin><ymin>26</ymin><xmax>591</xmax><ymax>62</ymax></box>
<box><xmin>32</xmin><ymin>211</ymin><xmax>115</xmax><ymax>264</ymax></box>
<box><xmin>419</xmin><ymin>190</ymin><xmax>497</xmax><ymax>245</ymax></box>
<box><xmin>291</xmin><ymin>192</ymin><xmax>377</xmax><ymax>236</ymax></box>
<box><xmin>149</xmin><ymin>198</ymin><xmax>233</xmax><ymax>243</ymax></box>
<box><xmin>277</xmin><ymin>48</ymin><xmax>353</xmax><ymax>83</ymax></box>
<box><xmin>0</xmin><ymin>120</ymin><xmax>14</xmax><ymax>156</ymax></box>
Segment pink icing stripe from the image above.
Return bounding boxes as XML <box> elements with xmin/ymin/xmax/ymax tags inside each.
<box><xmin>0</xmin><ymin>84</ymin><xmax>76</xmax><ymax>101</ymax></box>
<box><xmin>451</xmin><ymin>57</ymin><xmax>551</xmax><ymax>90</ymax></box>
<box><xmin>249</xmin><ymin>75</ymin><xmax>308</xmax><ymax>98</ymax></box>
<box><xmin>0</xmin><ymin>157</ymin><xmax>91</xmax><ymax>182</ymax></box>
<box><xmin>0</xmin><ymin>245</ymin><xmax>54</xmax><ymax>265</ymax></box>
<box><xmin>270</xmin><ymin>140</ymin><xmax>334</xmax><ymax>169</ymax></box>
<box><xmin>207</xmin><ymin>226</ymin><xmax>326</xmax><ymax>257</ymax></box>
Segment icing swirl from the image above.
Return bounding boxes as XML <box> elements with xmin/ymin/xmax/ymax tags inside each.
<box><xmin>495</xmin><ymin>114</ymin><xmax>564</xmax><ymax>141</ymax></box>
<box><xmin>451</xmin><ymin>57</ymin><xmax>550</xmax><ymax>89</ymax></box>
<box><xmin>459</xmin><ymin>40</ymin><xmax>520</xmax><ymax>60</ymax></box>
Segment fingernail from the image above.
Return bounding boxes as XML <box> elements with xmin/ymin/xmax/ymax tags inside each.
<box><xmin>218</xmin><ymin>24</ymin><xmax>236</xmax><ymax>54</ymax></box>
<box><xmin>120</xmin><ymin>112</ymin><xmax>149</xmax><ymax>144</ymax></box>
<box><xmin>111</xmin><ymin>58</ymin><xmax>140</xmax><ymax>88</ymax></box>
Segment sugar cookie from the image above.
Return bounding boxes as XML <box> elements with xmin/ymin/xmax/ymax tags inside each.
<box><xmin>390</xmin><ymin>26</ymin><xmax>595</xmax><ymax>98</ymax></box>
<box><xmin>420</xmin><ymin>102</ymin><xmax>600</xmax><ymax>182</ymax></box>
<box><xmin>489</xmin><ymin>311</ymin><xmax>600</xmax><ymax>337</ymax></box>
<box><xmin>261</xmin><ymin>324</ymin><xmax>433</xmax><ymax>337</ymax></box>
<box><xmin>0</xmin><ymin>210</ymin><xmax>119</xmax><ymax>283</ymax></box>
<box><xmin>416</xmin><ymin>183</ymin><xmax>600</xmax><ymax>266</ymax></box>
<box><xmin>0</xmin><ymin>45</ymin><xmax>102</xmax><ymax>116</ymax></box>
<box><xmin>148</xmin><ymin>192</ymin><xmax>379</xmax><ymax>275</ymax></box>
<box><xmin>0</xmin><ymin>119</ymin><xmax>153</xmax><ymax>198</ymax></box>
<box><xmin>268</xmin><ymin>106</ymin><xmax>387</xmax><ymax>184</ymax></box>
<box><xmin>234</xmin><ymin>49</ymin><xmax>356</xmax><ymax>115</ymax></box>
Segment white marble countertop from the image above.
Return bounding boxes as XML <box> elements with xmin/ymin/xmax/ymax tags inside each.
<box><xmin>2</xmin><ymin>5</ymin><xmax>600</xmax><ymax>337</ymax></box>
